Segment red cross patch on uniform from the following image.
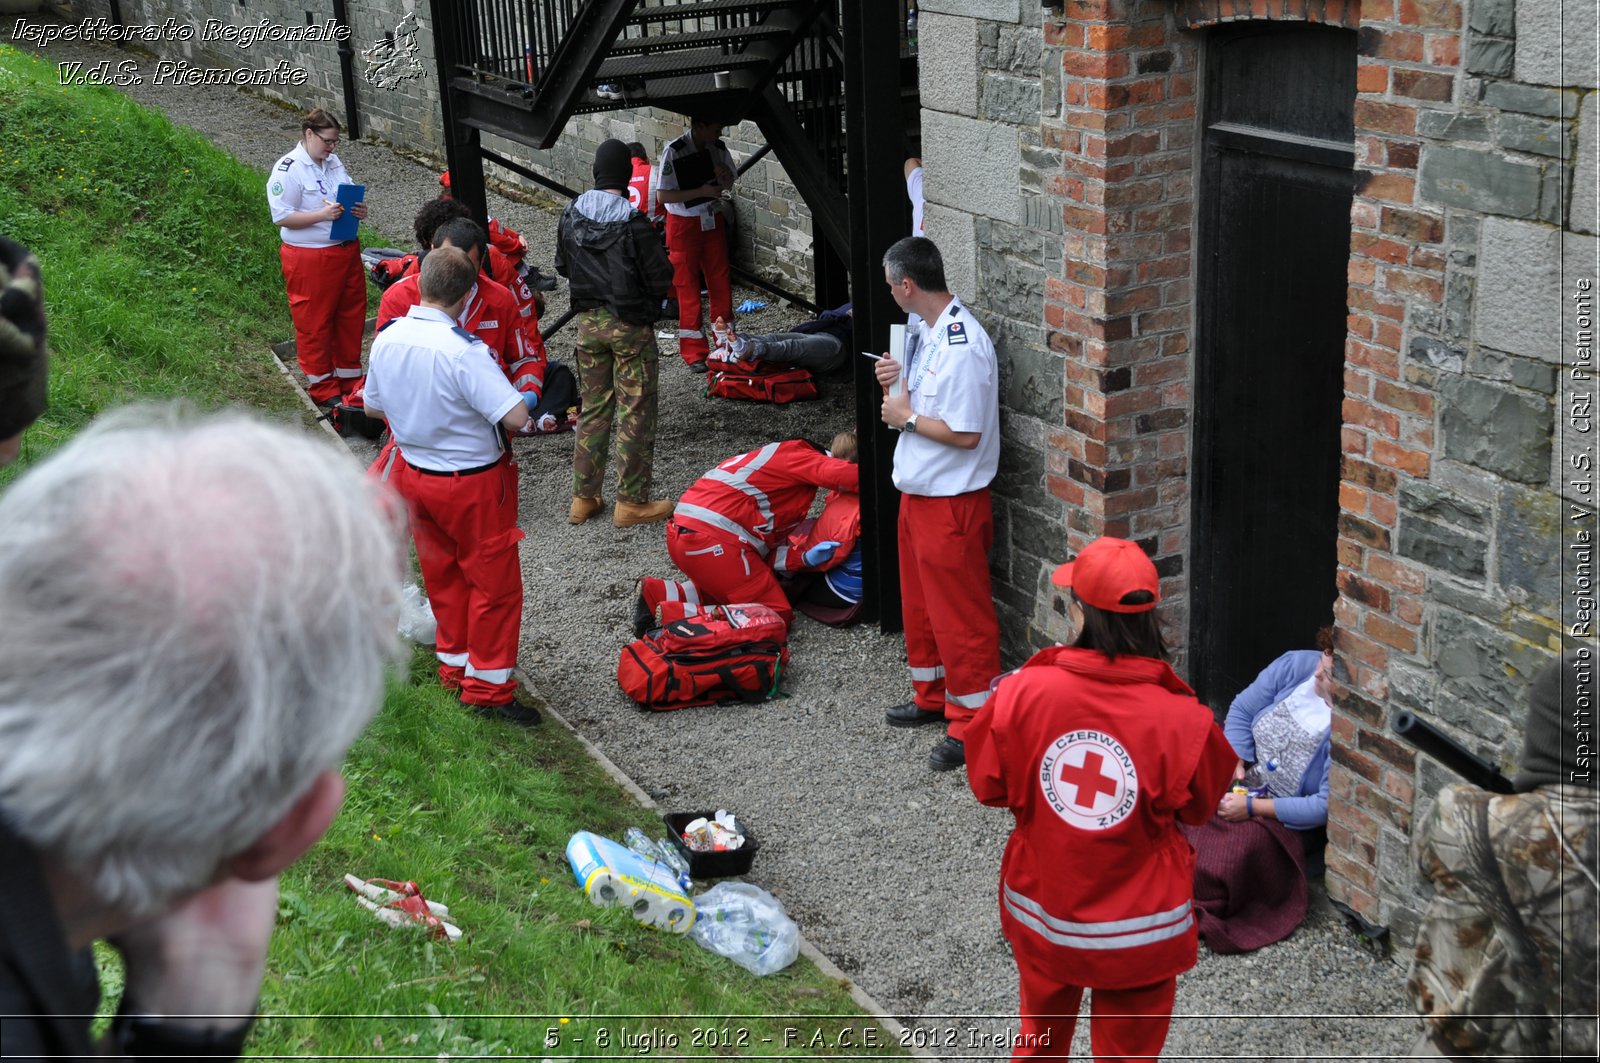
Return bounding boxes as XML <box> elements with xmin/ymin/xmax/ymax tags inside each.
<box><xmin>1039</xmin><ymin>729</ymin><xmax>1139</xmax><ymax>831</ymax></box>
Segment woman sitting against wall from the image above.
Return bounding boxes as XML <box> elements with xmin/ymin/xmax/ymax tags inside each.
<box><xmin>1181</xmin><ymin>627</ymin><xmax>1335</xmax><ymax>953</ymax></box>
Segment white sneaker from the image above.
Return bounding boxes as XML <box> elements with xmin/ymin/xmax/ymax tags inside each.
<box><xmin>596</xmin><ymin>83</ymin><xmax>624</xmax><ymax>100</ymax></box>
<box><xmin>728</xmin><ymin>333</ymin><xmax>749</xmax><ymax>360</ymax></box>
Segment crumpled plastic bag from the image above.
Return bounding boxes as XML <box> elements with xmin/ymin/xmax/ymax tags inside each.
<box><xmin>398</xmin><ymin>582</ymin><xmax>437</xmax><ymax>646</ymax></box>
<box><xmin>688</xmin><ymin>882</ymin><xmax>799</xmax><ymax>975</ymax></box>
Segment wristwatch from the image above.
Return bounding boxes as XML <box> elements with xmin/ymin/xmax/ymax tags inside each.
<box><xmin>903</xmin><ymin>414</ymin><xmax>919</xmax><ymax>434</ymax></box>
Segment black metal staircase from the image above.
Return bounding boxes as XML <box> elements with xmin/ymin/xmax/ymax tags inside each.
<box><xmin>427</xmin><ymin>0</ymin><xmax>921</xmax><ymax>628</ymax></box>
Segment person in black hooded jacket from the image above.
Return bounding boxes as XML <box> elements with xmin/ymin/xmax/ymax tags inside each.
<box><xmin>556</xmin><ymin>138</ymin><xmax>677</xmax><ymax>528</ymax></box>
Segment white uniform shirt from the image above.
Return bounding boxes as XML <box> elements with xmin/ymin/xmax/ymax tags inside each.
<box><xmin>267</xmin><ymin>142</ymin><xmax>355</xmax><ymax>247</ymax></box>
<box><xmin>656</xmin><ymin>132</ymin><xmax>735</xmax><ymax>219</ymax></box>
<box><xmin>892</xmin><ymin>297</ymin><xmax>1000</xmax><ymax>497</ymax></box>
<box><xmin>364</xmin><ymin>306</ymin><xmax>523</xmax><ymax>472</ymax></box>
<box><xmin>906</xmin><ymin>165</ymin><xmax>925</xmax><ymax>236</ymax></box>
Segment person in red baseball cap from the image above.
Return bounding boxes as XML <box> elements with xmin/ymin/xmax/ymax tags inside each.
<box><xmin>964</xmin><ymin>536</ymin><xmax>1236</xmax><ymax>1060</ymax></box>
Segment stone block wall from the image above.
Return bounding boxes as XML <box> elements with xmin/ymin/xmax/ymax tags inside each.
<box><xmin>920</xmin><ymin>0</ymin><xmax>1068</xmax><ymax>662</ymax></box>
<box><xmin>70</xmin><ymin>0</ymin><xmax>816</xmax><ymax>287</ymax></box>
<box><xmin>1326</xmin><ymin>0</ymin><xmax>1595</xmax><ymax>939</ymax></box>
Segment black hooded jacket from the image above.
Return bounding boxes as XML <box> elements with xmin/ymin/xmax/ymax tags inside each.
<box><xmin>555</xmin><ymin>189</ymin><xmax>674</xmax><ymax>325</ymax></box>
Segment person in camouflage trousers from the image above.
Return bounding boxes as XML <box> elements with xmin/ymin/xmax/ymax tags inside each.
<box><xmin>1407</xmin><ymin>651</ymin><xmax>1597</xmax><ymax>1059</ymax></box>
<box><xmin>555</xmin><ymin>138</ymin><xmax>676</xmax><ymax>528</ymax></box>
<box><xmin>572</xmin><ymin>308</ymin><xmax>659</xmax><ymax>510</ymax></box>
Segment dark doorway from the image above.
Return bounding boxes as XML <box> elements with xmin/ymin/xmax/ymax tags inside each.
<box><xmin>1190</xmin><ymin>21</ymin><xmax>1356</xmax><ymax>711</ymax></box>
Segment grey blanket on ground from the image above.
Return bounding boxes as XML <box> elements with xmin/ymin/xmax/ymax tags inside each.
<box><xmin>1180</xmin><ymin>814</ymin><xmax>1308</xmax><ymax>954</ymax></box>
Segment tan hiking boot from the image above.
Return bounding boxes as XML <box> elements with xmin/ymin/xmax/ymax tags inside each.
<box><xmin>569</xmin><ymin>496</ymin><xmax>605</xmax><ymax>524</ymax></box>
<box><xmin>613</xmin><ymin>499</ymin><xmax>673</xmax><ymax>528</ymax></box>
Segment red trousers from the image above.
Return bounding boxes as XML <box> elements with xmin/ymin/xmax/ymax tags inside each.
<box><xmin>665</xmin><ymin>212</ymin><xmax>731</xmax><ymax>365</ymax></box>
<box><xmin>1013</xmin><ymin>961</ymin><xmax>1177</xmax><ymax>1062</ymax></box>
<box><xmin>281</xmin><ymin>242</ymin><xmax>366</xmax><ymax>404</ymax></box>
<box><xmin>640</xmin><ymin>521</ymin><xmax>792</xmax><ymax>627</ymax></box>
<box><xmin>389</xmin><ymin>455</ymin><xmax>524</xmax><ymax>705</ymax></box>
<box><xmin>898</xmin><ymin>488</ymin><xmax>1001</xmax><ymax>740</ymax></box>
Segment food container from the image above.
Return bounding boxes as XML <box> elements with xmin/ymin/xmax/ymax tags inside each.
<box><xmin>662</xmin><ymin>810</ymin><xmax>759</xmax><ymax>879</ymax></box>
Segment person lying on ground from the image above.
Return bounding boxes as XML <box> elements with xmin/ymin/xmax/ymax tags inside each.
<box><xmin>635</xmin><ymin>433</ymin><xmax>859</xmax><ymax>631</ymax></box>
<box><xmin>716</xmin><ymin>314</ymin><xmax>847</xmax><ymax>375</ymax></box>
<box><xmin>710</xmin><ymin>303</ymin><xmax>854</xmax><ymax>376</ymax></box>
<box><xmin>0</xmin><ymin>406</ymin><xmax>405</xmax><ymax>1059</ymax></box>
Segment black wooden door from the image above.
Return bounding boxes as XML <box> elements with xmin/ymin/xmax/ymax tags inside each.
<box><xmin>1190</xmin><ymin>21</ymin><xmax>1356</xmax><ymax>711</ymax></box>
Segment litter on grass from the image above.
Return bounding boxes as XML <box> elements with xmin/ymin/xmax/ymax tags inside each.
<box><xmin>397</xmin><ymin>582</ymin><xmax>437</xmax><ymax>645</ymax></box>
<box><xmin>344</xmin><ymin>874</ymin><xmax>461</xmax><ymax>941</ymax></box>
<box><xmin>689</xmin><ymin>882</ymin><xmax>799</xmax><ymax>975</ymax></box>
<box><xmin>565</xmin><ymin>831</ymin><xmax>696</xmax><ymax>933</ymax></box>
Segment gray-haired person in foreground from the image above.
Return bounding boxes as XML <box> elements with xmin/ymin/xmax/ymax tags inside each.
<box><xmin>0</xmin><ymin>407</ymin><xmax>405</xmax><ymax>1059</ymax></box>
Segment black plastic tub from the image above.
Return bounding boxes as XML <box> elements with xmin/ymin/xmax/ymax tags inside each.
<box><xmin>662</xmin><ymin>811</ymin><xmax>759</xmax><ymax>879</ymax></box>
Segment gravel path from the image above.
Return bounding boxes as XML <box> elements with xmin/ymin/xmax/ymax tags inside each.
<box><xmin>12</xmin><ymin>27</ymin><xmax>1420</xmax><ymax>1059</ymax></box>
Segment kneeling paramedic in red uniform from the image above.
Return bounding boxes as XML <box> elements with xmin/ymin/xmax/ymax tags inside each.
<box><xmin>377</xmin><ymin>218</ymin><xmax>551</xmax><ymax>410</ymax></box>
<box><xmin>964</xmin><ymin>537</ymin><xmax>1236</xmax><ymax>1061</ymax></box>
<box><xmin>636</xmin><ymin>435</ymin><xmax>857</xmax><ymax>630</ymax></box>
<box><xmin>363</xmin><ymin>247</ymin><xmax>540</xmax><ymax>725</ymax></box>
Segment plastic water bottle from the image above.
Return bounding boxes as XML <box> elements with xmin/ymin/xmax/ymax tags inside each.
<box><xmin>906</xmin><ymin>4</ymin><xmax>918</xmax><ymax>55</ymax></box>
<box><xmin>624</xmin><ymin>826</ymin><xmax>658</xmax><ymax>859</ymax></box>
<box><xmin>623</xmin><ymin>826</ymin><xmax>691</xmax><ymax>886</ymax></box>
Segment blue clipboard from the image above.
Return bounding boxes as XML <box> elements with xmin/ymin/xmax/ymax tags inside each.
<box><xmin>329</xmin><ymin>183</ymin><xmax>364</xmax><ymax>242</ymax></box>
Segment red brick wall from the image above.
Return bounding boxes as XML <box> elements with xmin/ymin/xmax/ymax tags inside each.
<box><xmin>1041</xmin><ymin>1</ymin><xmax>1199</xmax><ymax>635</ymax></box>
<box><xmin>1173</xmin><ymin>0</ymin><xmax>1361</xmax><ymax>29</ymax></box>
<box><xmin>1325</xmin><ymin>0</ymin><xmax>1462</xmax><ymax>928</ymax></box>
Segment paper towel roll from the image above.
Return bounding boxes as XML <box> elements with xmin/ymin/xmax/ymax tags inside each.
<box><xmin>565</xmin><ymin>831</ymin><xmax>696</xmax><ymax>933</ymax></box>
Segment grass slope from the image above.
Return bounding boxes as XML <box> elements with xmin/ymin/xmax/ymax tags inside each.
<box><xmin>0</xmin><ymin>45</ymin><xmax>366</xmax><ymax>477</ymax></box>
<box><xmin>1</xmin><ymin>44</ymin><xmax>905</xmax><ymax>1058</ymax></box>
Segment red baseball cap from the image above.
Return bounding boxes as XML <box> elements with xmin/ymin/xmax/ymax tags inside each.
<box><xmin>1051</xmin><ymin>537</ymin><xmax>1160</xmax><ymax>613</ymax></box>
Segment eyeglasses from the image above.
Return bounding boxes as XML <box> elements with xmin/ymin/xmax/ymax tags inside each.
<box><xmin>310</xmin><ymin>130</ymin><xmax>339</xmax><ymax>147</ymax></box>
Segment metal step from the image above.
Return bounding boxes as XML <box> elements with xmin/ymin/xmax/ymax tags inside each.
<box><xmin>572</xmin><ymin>70</ymin><xmax>733</xmax><ymax>114</ymax></box>
<box><xmin>609</xmin><ymin>23</ymin><xmax>790</xmax><ymax>56</ymax></box>
<box><xmin>595</xmin><ymin>46</ymin><xmax>769</xmax><ymax>81</ymax></box>
<box><xmin>627</xmin><ymin>0</ymin><xmax>806</xmax><ymax>25</ymax></box>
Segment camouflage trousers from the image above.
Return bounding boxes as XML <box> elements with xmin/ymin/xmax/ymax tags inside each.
<box><xmin>572</xmin><ymin>308</ymin><xmax>659</xmax><ymax>503</ymax></box>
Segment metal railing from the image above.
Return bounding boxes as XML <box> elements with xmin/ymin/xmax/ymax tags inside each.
<box><xmin>438</xmin><ymin>1</ymin><xmax>790</xmax><ymax>92</ymax></box>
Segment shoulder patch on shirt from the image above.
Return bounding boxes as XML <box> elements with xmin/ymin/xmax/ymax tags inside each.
<box><xmin>451</xmin><ymin>325</ymin><xmax>486</xmax><ymax>346</ymax></box>
<box><xmin>269</xmin><ymin>181</ymin><xmax>285</xmax><ymax>197</ymax></box>
<box><xmin>275</xmin><ymin>158</ymin><xmax>292</xmax><ymax>172</ymax></box>
<box><xmin>946</xmin><ymin>321</ymin><xmax>968</xmax><ymax>345</ymax></box>
<box><xmin>377</xmin><ymin>317</ymin><xmax>400</xmax><ymax>332</ymax></box>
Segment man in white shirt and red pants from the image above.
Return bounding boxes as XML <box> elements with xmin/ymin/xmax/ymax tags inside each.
<box><xmin>363</xmin><ymin>248</ymin><xmax>540</xmax><ymax>725</ymax></box>
<box><xmin>656</xmin><ymin>118</ymin><xmax>736</xmax><ymax>370</ymax></box>
<box><xmin>873</xmin><ymin>236</ymin><xmax>1002</xmax><ymax>771</ymax></box>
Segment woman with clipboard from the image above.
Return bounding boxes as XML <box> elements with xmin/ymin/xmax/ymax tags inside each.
<box><xmin>267</xmin><ymin>108</ymin><xmax>368</xmax><ymax>406</ymax></box>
